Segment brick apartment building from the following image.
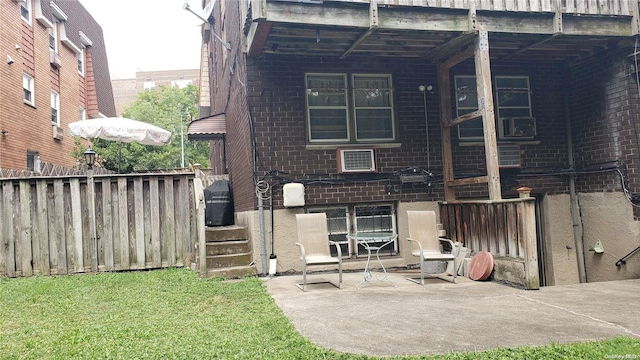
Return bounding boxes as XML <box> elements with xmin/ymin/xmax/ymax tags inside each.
<box><xmin>0</xmin><ymin>0</ymin><xmax>115</xmax><ymax>173</ymax></box>
<box><xmin>197</xmin><ymin>0</ymin><xmax>640</xmax><ymax>286</ymax></box>
<box><xmin>112</xmin><ymin>69</ymin><xmax>200</xmax><ymax>115</ymax></box>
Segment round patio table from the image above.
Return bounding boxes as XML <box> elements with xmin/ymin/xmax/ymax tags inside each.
<box><xmin>348</xmin><ymin>232</ymin><xmax>398</xmax><ymax>289</ymax></box>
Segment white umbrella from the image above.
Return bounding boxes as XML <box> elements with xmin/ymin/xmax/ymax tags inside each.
<box><xmin>68</xmin><ymin>117</ymin><xmax>172</xmax><ymax>146</ymax></box>
<box><xmin>68</xmin><ymin>117</ymin><xmax>172</xmax><ymax>172</ymax></box>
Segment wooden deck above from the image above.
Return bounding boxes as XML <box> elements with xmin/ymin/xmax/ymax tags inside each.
<box><xmin>247</xmin><ymin>0</ymin><xmax>640</xmax><ymax>61</ymax></box>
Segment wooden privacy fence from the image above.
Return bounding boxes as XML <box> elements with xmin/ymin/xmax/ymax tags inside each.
<box><xmin>439</xmin><ymin>198</ymin><xmax>539</xmax><ymax>289</ymax></box>
<box><xmin>0</xmin><ymin>173</ymin><xmax>197</xmax><ymax>278</ymax></box>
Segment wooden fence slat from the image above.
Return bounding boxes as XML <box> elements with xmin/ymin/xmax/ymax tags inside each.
<box><xmin>506</xmin><ymin>203</ymin><xmax>518</xmax><ymax>258</ymax></box>
<box><xmin>134</xmin><ymin>177</ymin><xmax>145</xmax><ymax>269</ymax></box>
<box><xmin>519</xmin><ymin>201</ymin><xmax>539</xmax><ymax>289</ymax></box>
<box><xmin>19</xmin><ymin>181</ymin><xmax>33</xmax><ymax>277</ymax></box>
<box><xmin>0</xmin><ymin>182</ymin><xmax>4</xmax><ymax>276</ymax></box>
<box><xmin>479</xmin><ymin>205</ymin><xmax>488</xmax><ymax>252</ymax></box>
<box><xmin>117</xmin><ymin>178</ymin><xmax>130</xmax><ymax>270</ymax></box>
<box><xmin>36</xmin><ymin>181</ymin><xmax>50</xmax><ymax>275</ymax></box>
<box><xmin>2</xmin><ymin>182</ymin><xmax>15</xmax><ymax>277</ymax></box>
<box><xmin>53</xmin><ymin>180</ymin><xmax>67</xmax><ymax>275</ymax></box>
<box><xmin>177</xmin><ymin>176</ymin><xmax>189</xmax><ymax>266</ymax></box>
<box><xmin>150</xmin><ymin>178</ymin><xmax>162</xmax><ymax>267</ymax></box>
<box><xmin>102</xmin><ymin>178</ymin><xmax>114</xmax><ymax>271</ymax></box>
<box><xmin>496</xmin><ymin>203</ymin><xmax>507</xmax><ymax>256</ymax></box>
<box><xmin>486</xmin><ymin>204</ymin><xmax>497</xmax><ymax>254</ymax></box>
<box><xmin>164</xmin><ymin>176</ymin><xmax>176</xmax><ymax>266</ymax></box>
<box><xmin>70</xmin><ymin>179</ymin><xmax>84</xmax><ymax>272</ymax></box>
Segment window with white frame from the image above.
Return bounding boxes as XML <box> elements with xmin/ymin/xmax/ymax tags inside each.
<box><xmin>49</xmin><ymin>22</ymin><xmax>58</xmax><ymax>52</ymax></box>
<box><xmin>51</xmin><ymin>90</ymin><xmax>60</xmax><ymax>125</ymax></box>
<box><xmin>79</xmin><ymin>106</ymin><xmax>86</xmax><ymax>121</ymax></box>
<box><xmin>308</xmin><ymin>204</ymin><xmax>397</xmax><ymax>258</ymax></box>
<box><xmin>78</xmin><ymin>47</ymin><xmax>85</xmax><ymax>76</ymax></box>
<box><xmin>143</xmin><ymin>81</ymin><xmax>155</xmax><ymax>91</ymax></box>
<box><xmin>305</xmin><ymin>73</ymin><xmax>395</xmax><ymax>143</ymax></box>
<box><xmin>21</xmin><ymin>0</ymin><xmax>31</xmax><ymax>25</ymax></box>
<box><xmin>23</xmin><ymin>73</ymin><xmax>34</xmax><ymax>105</ymax></box>
<box><xmin>171</xmin><ymin>79</ymin><xmax>192</xmax><ymax>88</ymax></box>
<box><xmin>454</xmin><ymin>75</ymin><xmax>534</xmax><ymax>140</ymax></box>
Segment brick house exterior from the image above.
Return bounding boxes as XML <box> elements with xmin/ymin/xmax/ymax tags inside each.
<box><xmin>200</xmin><ymin>0</ymin><xmax>640</xmax><ymax>285</ymax></box>
<box><xmin>0</xmin><ymin>0</ymin><xmax>115</xmax><ymax>173</ymax></box>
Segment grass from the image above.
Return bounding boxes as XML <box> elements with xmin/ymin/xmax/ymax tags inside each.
<box><xmin>0</xmin><ymin>268</ymin><xmax>638</xmax><ymax>359</ymax></box>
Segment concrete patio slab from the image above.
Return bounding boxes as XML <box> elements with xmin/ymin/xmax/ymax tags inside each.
<box><xmin>263</xmin><ymin>270</ymin><xmax>640</xmax><ymax>357</ymax></box>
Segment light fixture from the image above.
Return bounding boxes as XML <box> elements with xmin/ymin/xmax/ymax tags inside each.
<box><xmin>84</xmin><ymin>148</ymin><xmax>96</xmax><ymax>170</ymax></box>
<box><xmin>183</xmin><ymin>2</ymin><xmax>232</xmax><ymax>51</ymax></box>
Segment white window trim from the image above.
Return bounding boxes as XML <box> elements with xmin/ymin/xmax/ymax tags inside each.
<box><xmin>51</xmin><ymin>90</ymin><xmax>60</xmax><ymax>125</ymax></box>
<box><xmin>21</xmin><ymin>0</ymin><xmax>32</xmax><ymax>25</ymax></box>
<box><xmin>352</xmin><ymin>73</ymin><xmax>395</xmax><ymax>142</ymax></box>
<box><xmin>23</xmin><ymin>73</ymin><xmax>34</xmax><ymax>106</ymax></box>
<box><xmin>79</xmin><ymin>106</ymin><xmax>86</xmax><ymax>121</ymax></box>
<box><xmin>78</xmin><ymin>47</ymin><xmax>85</xmax><ymax>76</ymax></box>
<box><xmin>495</xmin><ymin>76</ymin><xmax>534</xmax><ymax>139</ymax></box>
<box><xmin>305</xmin><ymin>73</ymin><xmax>350</xmax><ymax>143</ymax></box>
<box><xmin>49</xmin><ymin>21</ymin><xmax>58</xmax><ymax>52</ymax></box>
<box><xmin>454</xmin><ymin>75</ymin><xmax>482</xmax><ymax>141</ymax></box>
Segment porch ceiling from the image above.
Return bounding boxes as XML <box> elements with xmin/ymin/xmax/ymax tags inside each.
<box><xmin>247</xmin><ymin>0</ymin><xmax>637</xmax><ymax>63</ymax></box>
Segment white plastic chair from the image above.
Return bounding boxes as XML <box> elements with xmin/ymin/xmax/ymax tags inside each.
<box><xmin>406</xmin><ymin>210</ymin><xmax>457</xmax><ymax>285</ymax></box>
<box><xmin>295</xmin><ymin>213</ymin><xmax>343</xmax><ymax>291</ymax></box>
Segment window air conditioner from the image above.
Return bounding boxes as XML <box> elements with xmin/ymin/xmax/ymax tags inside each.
<box><xmin>50</xmin><ymin>48</ymin><xmax>62</xmax><ymax>68</ymax></box>
<box><xmin>52</xmin><ymin>124</ymin><xmax>64</xmax><ymax>140</ymax></box>
<box><xmin>498</xmin><ymin>144</ymin><xmax>521</xmax><ymax>168</ymax></box>
<box><xmin>337</xmin><ymin>148</ymin><xmax>376</xmax><ymax>173</ymax></box>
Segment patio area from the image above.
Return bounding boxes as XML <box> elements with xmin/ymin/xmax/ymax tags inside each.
<box><xmin>263</xmin><ymin>270</ymin><xmax>640</xmax><ymax>357</ymax></box>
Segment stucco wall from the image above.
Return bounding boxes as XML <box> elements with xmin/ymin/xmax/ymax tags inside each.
<box><xmin>579</xmin><ymin>192</ymin><xmax>640</xmax><ymax>282</ymax></box>
<box><xmin>236</xmin><ymin>201</ymin><xmax>442</xmax><ymax>276</ymax></box>
<box><xmin>542</xmin><ymin>194</ymin><xmax>580</xmax><ymax>285</ymax></box>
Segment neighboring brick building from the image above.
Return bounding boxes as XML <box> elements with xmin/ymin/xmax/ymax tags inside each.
<box><xmin>0</xmin><ymin>0</ymin><xmax>115</xmax><ymax>173</ymax></box>
<box><xmin>112</xmin><ymin>69</ymin><xmax>200</xmax><ymax>115</ymax></box>
<box><xmin>200</xmin><ymin>0</ymin><xmax>640</xmax><ymax>285</ymax></box>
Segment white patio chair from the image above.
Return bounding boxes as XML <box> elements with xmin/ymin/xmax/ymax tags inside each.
<box><xmin>295</xmin><ymin>213</ymin><xmax>343</xmax><ymax>291</ymax></box>
<box><xmin>406</xmin><ymin>210</ymin><xmax>457</xmax><ymax>285</ymax></box>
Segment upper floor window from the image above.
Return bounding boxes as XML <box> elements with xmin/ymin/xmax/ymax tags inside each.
<box><xmin>51</xmin><ymin>90</ymin><xmax>60</xmax><ymax>125</ymax></box>
<box><xmin>21</xmin><ymin>0</ymin><xmax>31</xmax><ymax>25</ymax></box>
<box><xmin>171</xmin><ymin>79</ymin><xmax>192</xmax><ymax>88</ymax></box>
<box><xmin>454</xmin><ymin>75</ymin><xmax>534</xmax><ymax>140</ymax></box>
<box><xmin>78</xmin><ymin>47</ymin><xmax>85</xmax><ymax>76</ymax></box>
<box><xmin>143</xmin><ymin>81</ymin><xmax>155</xmax><ymax>91</ymax></box>
<box><xmin>305</xmin><ymin>73</ymin><xmax>395</xmax><ymax>143</ymax></box>
<box><xmin>23</xmin><ymin>73</ymin><xmax>34</xmax><ymax>105</ymax></box>
<box><xmin>49</xmin><ymin>22</ymin><xmax>58</xmax><ymax>52</ymax></box>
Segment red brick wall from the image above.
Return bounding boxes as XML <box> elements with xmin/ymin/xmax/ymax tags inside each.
<box><xmin>0</xmin><ymin>0</ymin><xmax>89</xmax><ymax>171</ymax></box>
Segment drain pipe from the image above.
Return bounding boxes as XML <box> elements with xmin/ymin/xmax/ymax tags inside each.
<box><xmin>564</xmin><ymin>65</ymin><xmax>587</xmax><ymax>283</ymax></box>
<box><xmin>256</xmin><ymin>181</ymin><xmax>269</xmax><ymax>276</ymax></box>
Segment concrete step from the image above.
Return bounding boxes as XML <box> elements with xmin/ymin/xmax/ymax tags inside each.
<box><xmin>205</xmin><ymin>225</ymin><xmax>248</xmax><ymax>242</ymax></box>
<box><xmin>206</xmin><ymin>240</ymin><xmax>251</xmax><ymax>256</ymax></box>
<box><xmin>206</xmin><ymin>252</ymin><xmax>252</xmax><ymax>268</ymax></box>
<box><xmin>203</xmin><ymin>265</ymin><xmax>256</xmax><ymax>279</ymax></box>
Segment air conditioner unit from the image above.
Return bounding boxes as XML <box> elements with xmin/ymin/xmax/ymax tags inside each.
<box><xmin>49</xmin><ymin>48</ymin><xmax>62</xmax><ymax>68</ymax></box>
<box><xmin>337</xmin><ymin>148</ymin><xmax>376</xmax><ymax>173</ymax></box>
<box><xmin>500</xmin><ymin>117</ymin><xmax>536</xmax><ymax>138</ymax></box>
<box><xmin>52</xmin><ymin>124</ymin><xmax>64</xmax><ymax>140</ymax></box>
<box><xmin>498</xmin><ymin>144</ymin><xmax>521</xmax><ymax>168</ymax></box>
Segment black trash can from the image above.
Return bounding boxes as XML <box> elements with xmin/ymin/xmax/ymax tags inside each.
<box><xmin>204</xmin><ymin>180</ymin><xmax>234</xmax><ymax>226</ymax></box>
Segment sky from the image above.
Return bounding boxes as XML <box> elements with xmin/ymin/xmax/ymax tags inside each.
<box><xmin>78</xmin><ymin>0</ymin><xmax>204</xmax><ymax>80</ymax></box>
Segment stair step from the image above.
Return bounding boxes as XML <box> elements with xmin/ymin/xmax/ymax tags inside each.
<box><xmin>206</xmin><ymin>253</ymin><xmax>252</xmax><ymax>268</ymax></box>
<box><xmin>205</xmin><ymin>225</ymin><xmax>248</xmax><ymax>242</ymax></box>
<box><xmin>203</xmin><ymin>265</ymin><xmax>256</xmax><ymax>279</ymax></box>
<box><xmin>206</xmin><ymin>240</ymin><xmax>250</xmax><ymax>255</ymax></box>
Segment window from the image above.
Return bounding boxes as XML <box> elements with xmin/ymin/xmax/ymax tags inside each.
<box><xmin>78</xmin><ymin>47</ymin><xmax>85</xmax><ymax>76</ymax></box>
<box><xmin>21</xmin><ymin>0</ymin><xmax>31</xmax><ymax>25</ymax></box>
<box><xmin>305</xmin><ymin>73</ymin><xmax>395</xmax><ymax>143</ymax></box>
<box><xmin>49</xmin><ymin>22</ymin><xmax>58</xmax><ymax>52</ymax></box>
<box><xmin>79</xmin><ymin>106</ymin><xmax>86</xmax><ymax>121</ymax></box>
<box><xmin>143</xmin><ymin>81</ymin><xmax>155</xmax><ymax>90</ymax></box>
<box><xmin>23</xmin><ymin>73</ymin><xmax>34</xmax><ymax>105</ymax></box>
<box><xmin>51</xmin><ymin>90</ymin><xmax>60</xmax><ymax>125</ymax></box>
<box><xmin>171</xmin><ymin>79</ymin><xmax>192</xmax><ymax>88</ymax></box>
<box><xmin>27</xmin><ymin>151</ymin><xmax>40</xmax><ymax>173</ymax></box>
<box><xmin>454</xmin><ymin>75</ymin><xmax>534</xmax><ymax>140</ymax></box>
<box><xmin>308</xmin><ymin>204</ymin><xmax>397</xmax><ymax>258</ymax></box>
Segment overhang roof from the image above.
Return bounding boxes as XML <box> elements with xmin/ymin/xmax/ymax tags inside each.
<box><xmin>187</xmin><ymin>113</ymin><xmax>226</xmax><ymax>141</ymax></box>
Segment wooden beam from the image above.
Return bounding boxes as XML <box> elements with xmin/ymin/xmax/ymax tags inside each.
<box><xmin>519</xmin><ymin>200</ymin><xmax>540</xmax><ymax>290</ymax></box>
<box><xmin>341</xmin><ymin>0</ymin><xmax>379</xmax><ymax>59</ymax></box>
<box><xmin>446</xmin><ymin>176</ymin><xmax>489</xmax><ymax>187</ymax></box>
<box><xmin>445</xmin><ymin>109</ymin><xmax>482</xmax><ymax>127</ymax></box>
<box><xmin>440</xmin><ymin>46</ymin><xmax>474</xmax><ymax>69</ymax></box>
<box><xmin>475</xmin><ymin>30</ymin><xmax>502</xmax><ymax>201</ymax></box>
<box><xmin>428</xmin><ymin>33</ymin><xmax>476</xmax><ymax>65</ymax></box>
<box><xmin>438</xmin><ymin>64</ymin><xmax>456</xmax><ymax>202</ymax></box>
<box><xmin>247</xmin><ymin>21</ymin><xmax>272</xmax><ymax>57</ymax></box>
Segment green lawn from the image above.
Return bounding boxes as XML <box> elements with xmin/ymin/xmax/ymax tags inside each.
<box><xmin>0</xmin><ymin>268</ymin><xmax>638</xmax><ymax>359</ymax></box>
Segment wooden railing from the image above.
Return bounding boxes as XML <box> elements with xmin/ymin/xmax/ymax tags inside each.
<box><xmin>0</xmin><ymin>173</ymin><xmax>197</xmax><ymax>277</ymax></box>
<box><xmin>439</xmin><ymin>198</ymin><xmax>539</xmax><ymax>289</ymax></box>
<box><xmin>323</xmin><ymin>0</ymin><xmax>635</xmax><ymax>16</ymax></box>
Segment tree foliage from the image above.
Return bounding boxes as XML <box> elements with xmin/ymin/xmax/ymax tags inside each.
<box><xmin>91</xmin><ymin>84</ymin><xmax>209</xmax><ymax>172</ymax></box>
